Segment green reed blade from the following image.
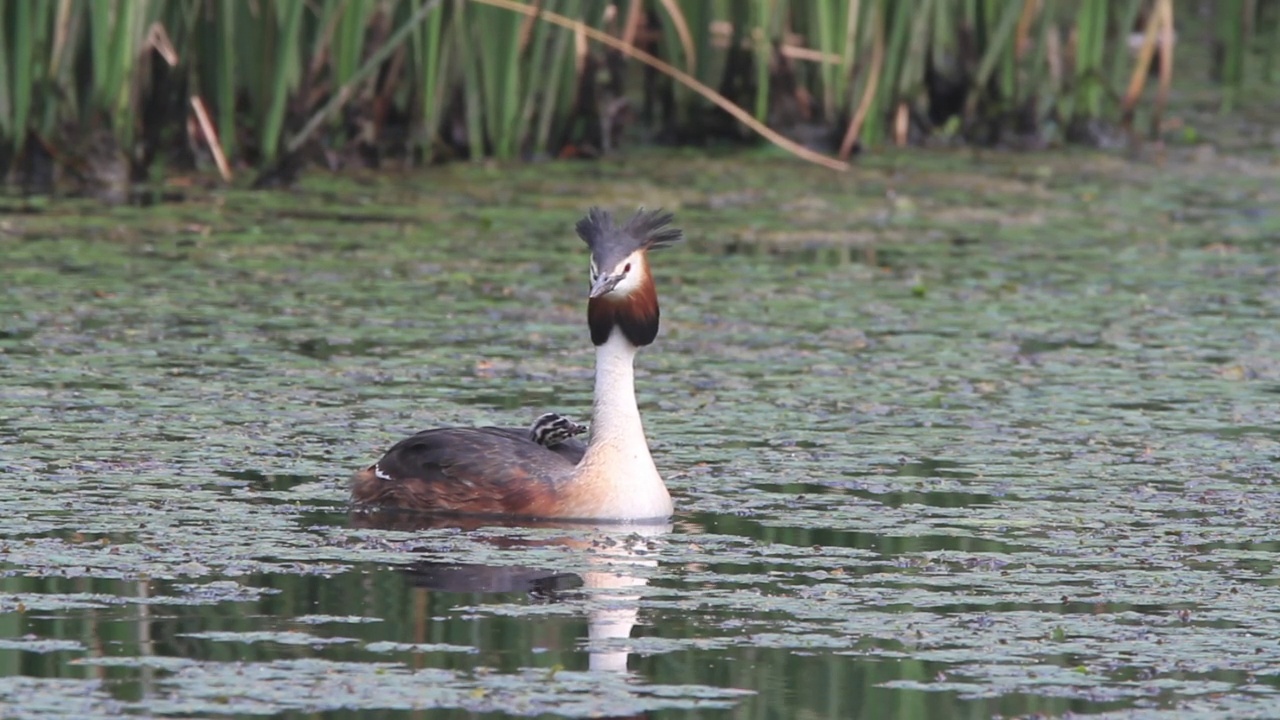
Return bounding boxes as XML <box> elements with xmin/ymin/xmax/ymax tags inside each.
<box><xmin>260</xmin><ymin>0</ymin><xmax>304</xmax><ymax>164</ymax></box>
<box><xmin>533</xmin><ymin>0</ymin><xmax>579</xmax><ymax>156</ymax></box>
<box><xmin>454</xmin><ymin>0</ymin><xmax>485</xmax><ymax>161</ymax></box>
<box><xmin>1109</xmin><ymin>0</ymin><xmax>1144</xmax><ymax>97</ymax></box>
<box><xmin>811</xmin><ymin>0</ymin><xmax>836</xmax><ymax>117</ymax></box>
<box><xmin>4</xmin><ymin>0</ymin><xmax>36</xmax><ymax>146</ymax></box>
<box><xmin>287</xmin><ymin>0</ymin><xmax>444</xmax><ymax>156</ymax></box>
<box><xmin>515</xmin><ymin>0</ymin><xmax>555</xmax><ymax>155</ymax></box>
<box><xmin>336</xmin><ymin>1</ymin><xmax>371</xmax><ymax>87</ymax></box>
<box><xmin>414</xmin><ymin>0</ymin><xmax>449</xmax><ymax>155</ymax></box>
<box><xmin>49</xmin><ymin>0</ymin><xmax>82</xmax><ymax>121</ymax></box>
<box><xmin>210</xmin><ymin>0</ymin><xmax>236</xmax><ymax>159</ymax></box>
<box><xmin>1265</xmin><ymin>0</ymin><xmax>1279</xmax><ymax>83</ymax></box>
<box><xmin>748</xmin><ymin>0</ymin><xmax>775</xmax><ymax>123</ymax></box>
<box><xmin>1076</xmin><ymin>0</ymin><xmax>1108</xmax><ymax>118</ymax></box>
<box><xmin>482</xmin><ymin>4</ymin><xmax>522</xmax><ymax>158</ymax></box>
<box><xmin>1219</xmin><ymin>0</ymin><xmax>1244</xmax><ymax>112</ymax></box>
<box><xmin>1270</xmin><ymin>0</ymin><xmax>1280</xmax><ymax>83</ymax></box>
<box><xmin>900</xmin><ymin>0</ymin><xmax>933</xmax><ymax>102</ymax></box>
<box><xmin>878</xmin><ymin>0</ymin><xmax>914</xmax><ymax>125</ymax></box>
<box><xmin>658</xmin><ymin>0</ymin><xmax>701</xmax><ymax>124</ymax></box>
<box><xmin>968</xmin><ymin>0</ymin><xmax>1022</xmax><ymax>110</ymax></box>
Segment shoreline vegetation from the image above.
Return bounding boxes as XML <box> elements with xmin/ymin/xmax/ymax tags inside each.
<box><xmin>0</xmin><ymin>0</ymin><xmax>1275</xmax><ymax>196</ymax></box>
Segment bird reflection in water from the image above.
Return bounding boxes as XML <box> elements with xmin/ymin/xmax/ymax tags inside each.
<box><xmin>350</xmin><ymin>510</ymin><xmax>670</xmax><ymax>674</ymax></box>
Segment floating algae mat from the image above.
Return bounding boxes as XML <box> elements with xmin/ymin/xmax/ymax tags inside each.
<box><xmin>1</xmin><ymin>152</ymin><xmax>1279</xmax><ymax>718</ymax></box>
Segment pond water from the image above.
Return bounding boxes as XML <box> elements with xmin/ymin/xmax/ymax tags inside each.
<box><xmin>1</xmin><ymin>151</ymin><xmax>1279</xmax><ymax>718</ymax></box>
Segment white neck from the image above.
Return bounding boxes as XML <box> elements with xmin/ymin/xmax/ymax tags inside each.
<box><xmin>568</xmin><ymin>330</ymin><xmax>672</xmax><ymax>520</ymax></box>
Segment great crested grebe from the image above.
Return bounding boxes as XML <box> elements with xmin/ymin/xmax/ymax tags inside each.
<box><xmin>351</xmin><ymin>207</ymin><xmax>682</xmax><ymax>521</ymax></box>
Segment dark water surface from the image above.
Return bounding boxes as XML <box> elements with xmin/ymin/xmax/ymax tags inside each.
<box><xmin>2</xmin><ymin>152</ymin><xmax>1279</xmax><ymax>718</ymax></box>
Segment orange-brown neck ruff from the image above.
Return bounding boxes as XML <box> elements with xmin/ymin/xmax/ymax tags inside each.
<box><xmin>587</xmin><ymin>272</ymin><xmax>659</xmax><ymax>347</ymax></box>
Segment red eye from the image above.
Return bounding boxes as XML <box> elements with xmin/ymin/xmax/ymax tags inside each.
<box><xmin>624</xmin><ymin>263</ymin><xmax>632</xmax><ymax>273</ymax></box>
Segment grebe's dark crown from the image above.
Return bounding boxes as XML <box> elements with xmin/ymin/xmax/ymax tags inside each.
<box><xmin>576</xmin><ymin>207</ymin><xmax>683</xmax><ymax>273</ymax></box>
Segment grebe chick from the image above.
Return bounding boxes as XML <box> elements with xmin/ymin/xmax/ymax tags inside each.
<box><xmin>528</xmin><ymin>412</ymin><xmax>587</xmax><ymax>448</ymax></box>
<box><xmin>501</xmin><ymin>412</ymin><xmax>588</xmax><ymax>463</ymax></box>
<box><xmin>351</xmin><ymin>207</ymin><xmax>682</xmax><ymax>521</ymax></box>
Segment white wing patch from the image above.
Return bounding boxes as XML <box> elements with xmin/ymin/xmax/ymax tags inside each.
<box><xmin>373</xmin><ymin>464</ymin><xmax>393</xmax><ymax>481</ymax></box>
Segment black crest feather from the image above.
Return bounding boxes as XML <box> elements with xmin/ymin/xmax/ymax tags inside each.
<box><xmin>576</xmin><ymin>207</ymin><xmax>683</xmax><ymax>270</ymax></box>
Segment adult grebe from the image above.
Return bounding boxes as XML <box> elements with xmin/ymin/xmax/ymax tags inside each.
<box><xmin>351</xmin><ymin>207</ymin><xmax>682</xmax><ymax>521</ymax></box>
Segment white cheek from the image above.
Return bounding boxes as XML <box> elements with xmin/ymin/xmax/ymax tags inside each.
<box><xmin>611</xmin><ymin>269</ymin><xmax>643</xmax><ymax>295</ymax></box>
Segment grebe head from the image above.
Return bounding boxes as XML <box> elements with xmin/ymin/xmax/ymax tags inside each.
<box><xmin>529</xmin><ymin>412</ymin><xmax>587</xmax><ymax>447</ymax></box>
<box><xmin>576</xmin><ymin>207</ymin><xmax>683</xmax><ymax>347</ymax></box>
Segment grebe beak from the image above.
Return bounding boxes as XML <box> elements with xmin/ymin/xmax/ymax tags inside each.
<box><xmin>589</xmin><ymin>272</ymin><xmax>625</xmax><ymax>298</ymax></box>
